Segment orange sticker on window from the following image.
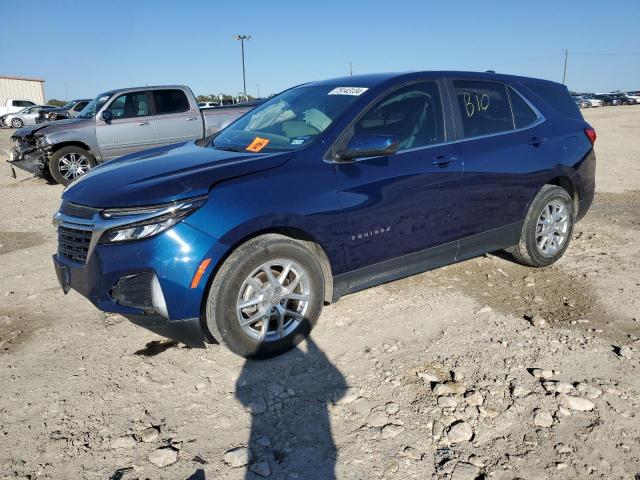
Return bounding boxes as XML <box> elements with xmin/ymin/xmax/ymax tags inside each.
<box><xmin>246</xmin><ymin>137</ymin><xmax>270</xmax><ymax>152</ymax></box>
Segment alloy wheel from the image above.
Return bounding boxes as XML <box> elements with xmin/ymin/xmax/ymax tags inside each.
<box><xmin>58</xmin><ymin>153</ymin><xmax>91</xmax><ymax>180</ymax></box>
<box><xmin>236</xmin><ymin>259</ymin><xmax>311</xmax><ymax>342</ymax></box>
<box><xmin>536</xmin><ymin>199</ymin><xmax>570</xmax><ymax>257</ymax></box>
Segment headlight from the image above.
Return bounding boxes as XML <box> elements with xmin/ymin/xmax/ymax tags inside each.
<box><xmin>99</xmin><ymin>196</ymin><xmax>207</xmax><ymax>244</ymax></box>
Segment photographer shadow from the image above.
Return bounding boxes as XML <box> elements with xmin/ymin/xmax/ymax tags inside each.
<box><xmin>236</xmin><ymin>337</ymin><xmax>346</xmax><ymax>479</ymax></box>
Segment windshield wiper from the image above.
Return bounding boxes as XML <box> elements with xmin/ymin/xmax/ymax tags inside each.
<box><xmin>215</xmin><ymin>145</ymin><xmax>243</xmax><ymax>152</ymax></box>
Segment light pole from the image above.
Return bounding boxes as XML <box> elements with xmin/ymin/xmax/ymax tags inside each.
<box><xmin>234</xmin><ymin>34</ymin><xmax>251</xmax><ymax>96</ymax></box>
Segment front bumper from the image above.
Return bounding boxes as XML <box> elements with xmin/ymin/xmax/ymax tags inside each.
<box><xmin>7</xmin><ymin>139</ymin><xmax>47</xmax><ymax>175</ymax></box>
<box><xmin>53</xmin><ymin>221</ymin><xmax>230</xmax><ymax>348</ymax></box>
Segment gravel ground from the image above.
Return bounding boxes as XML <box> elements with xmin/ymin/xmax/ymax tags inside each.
<box><xmin>0</xmin><ymin>106</ymin><xmax>639</xmax><ymax>480</ymax></box>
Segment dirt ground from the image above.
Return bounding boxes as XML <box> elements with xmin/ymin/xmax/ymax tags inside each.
<box><xmin>0</xmin><ymin>107</ymin><xmax>639</xmax><ymax>480</ymax></box>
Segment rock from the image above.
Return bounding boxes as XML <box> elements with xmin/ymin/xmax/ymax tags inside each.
<box><xmin>528</xmin><ymin>315</ymin><xmax>546</xmax><ymax>327</ymax></box>
<box><xmin>479</xmin><ymin>406</ymin><xmax>500</xmax><ymax>419</ymax></box>
<box><xmin>381</xmin><ymin>424</ymin><xmax>404</xmax><ymax>438</ymax></box>
<box><xmin>140</xmin><ymin>427</ymin><xmax>160</xmax><ymax>443</ymax></box>
<box><xmin>554</xmin><ymin>382</ymin><xmax>575</xmax><ymax>394</ymax></box>
<box><xmin>223</xmin><ymin>447</ymin><xmax>252</xmax><ymax>468</ymax></box>
<box><xmin>148</xmin><ymin>447</ymin><xmax>178</xmax><ymax>468</ymax></box>
<box><xmin>433</xmin><ymin>383</ymin><xmax>451</xmax><ymax>396</ymax></box>
<box><xmin>110</xmin><ymin>435</ymin><xmax>136</xmax><ymax>449</ymax></box>
<box><xmin>576</xmin><ymin>383</ymin><xmax>602</xmax><ymax>399</ymax></box>
<box><xmin>248</xmin><ymin>398</ymin><xmax>268</xmax><ymax>415</ymax></box>
<box><xmin>249</xmin><ymin>461</ymin><xmax>271</xmax><ymax>477</ymax></box>
<box><xmin>418</xmin><ymin>372</ymin><xmax>439</xmax><ymax>383</ymax></box>
<box><xmin>531</xmin><ymin>368</ymin><xmax>554</xmax><ymax>380</ymax></box>
<box><xmin>555</xmin><ymin>443</ymin><xmax>572</xmax><ymax>454</ymax></box>
<box><xmin>557</xmin><ymin>394</ymin><xmax>595</xmax><ymax>411</ymax></box>
<box><xmin>465</xmin><ymin>391</ymin><xmax>484</xmax><ymax>406</ymax></box>
<box><xmin>511</xmin><ymin>384</ymin><xmax>530</xmax><ymax>398</ymax></box>
<box><xmin>334</xmin><ymin>387</ymin><xmax>359</xmax><ymax>405</ymax></box>
<box><xmin>451</xmin><ymin>462</ymin><xmax>480</xmax><ymax>480</ymax></box>
<box><xmin>449</xmin><ymin>382</ymin><xmax>467</xmax><ymax>395</ymax></box>
<box><xmin>533</xmin><ymin>410</ymin><xmax>553</xmax><ymax>428</ymax></box>
<box><xmin>401</xmin><ymin>446</ymin><xmax>422</xmax><ymax>460</ymax></box>
<box><xmin>556</xmin><ymin>462</ymin><xmax>568</xmax><ymax>470</ymax></box>
<box><xmin>438</xmin><ymin>397</ymin><xmax>457</xmax><ymax>409</ymax></box>
<box><xmin>367</xmin><ymin>411</ymin><xmax>389</xmax><ymax>428</ymax></box>
<box><xmin>616</xmin><ymin>346</ymin><xmax>633</xmax><ymax>358</ymax></box>
<box><xmin>476</xmin><ymin>305</ymin><xmax>492</xmax><ymax>315</ymax></box>
<box><xmin>468</xmin><ymin>455</ymin><xmax>484</xmax><ymax>467</ymax></box>
<box><xmin>385</xmin><ymin>402</ymin><xmax>400</xmax><ymax>415</ymax></box>
<box><xmin>451</xmin><ymin>370</ymin><xmax>464</xmax><ymax>382</ymax></box>
<box><xmin>446</xmin><ymin>421</ymin><xmax>473</xmax><ymax>443</ymax></box>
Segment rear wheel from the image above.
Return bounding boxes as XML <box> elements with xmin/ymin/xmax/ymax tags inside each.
<box><xmin>48</xmin><ymin>146</ymin><xmax>96</xmax><ymax>185</ymax></box>
<box><xmin>205</xmin><ymin>234</ymin><xmax>325</xmax><ymax>358</ymax></box>
<box><xmin>511</xmin><ymin>185</ymin><xmax>574</xmax><ymax>267</ymax></box>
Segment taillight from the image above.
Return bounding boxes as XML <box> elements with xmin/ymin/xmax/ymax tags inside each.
<box><xmin>584</xmin><ymin>127</ymin><xmax>597</xmax><ymax>145</ymax></box>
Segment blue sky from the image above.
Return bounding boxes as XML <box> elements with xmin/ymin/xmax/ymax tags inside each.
<box><xmin>1</xmin><ymin>0</ymin><xmax>638</xmax><ymax>100</ymax></box>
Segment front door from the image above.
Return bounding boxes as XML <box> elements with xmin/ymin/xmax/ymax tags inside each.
<box><xmin>96</xmin><ymin>90</ymin><xmax>156</xmax><ymax>160</ymax></box>
<box><xmin>334</xmin><ymin>81</ymin><xmax>463</xmax><ymax>271</ymax></box>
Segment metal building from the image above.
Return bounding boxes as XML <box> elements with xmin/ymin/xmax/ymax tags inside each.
<box><xmin>0</xmin><ymin>75</ymin><xmax>46</xmax><ymax>106</ymax></box>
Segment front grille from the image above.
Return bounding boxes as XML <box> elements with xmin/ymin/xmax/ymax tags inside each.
<box><xmin>60</xmin><ymin>201</ymin><xmax>101</xmax><ymax>220</ymax></box>
<box><xmin>58</xmin><ymin>226</ymin><xmax>92</xmax><ymax>263</ymax></box>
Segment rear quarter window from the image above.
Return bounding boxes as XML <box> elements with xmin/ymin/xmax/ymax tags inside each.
<box><xmin>508</xmin><ymin>87</ymin><xmax>539</xmax><ymax>129</ymax></box>
<box><xmin>524</xmin><ymin>82</ymin><xmax>582</xmax><ymax>120</ymax></box>
<box><xmin>453</xmin><ymin>80</ymin><xmax>514</xmax><ymax>138</ymax></box>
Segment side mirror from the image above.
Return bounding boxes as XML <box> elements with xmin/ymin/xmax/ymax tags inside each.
<box><xmin>100</xmin><ymin>110</ymin><xmax>112</xmax><ymax>123</ymax></box>
<box><xmin>336</xmin><ymin>134</ymin><xmax>399</xmax><ymax>161</ymax></box>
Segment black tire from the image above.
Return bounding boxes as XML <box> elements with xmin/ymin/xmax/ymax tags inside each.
<box><xmin>10</xmin><ymin>118</ymin><xmax>23</xmax><ymax>128</ymax></box>
<box><xmin>48</xmin><ymin>146</ymin><xmax>96</xmax><ymax>186</ymax></box>
<box><xmin>510</xmin><ymin>185</ymin><xmax>574</xmax><ymax>268</ymax></box>
<box><xmin>205</xmin><ymin>234</ymin><xmax>325</xmax><ymax>359</ymax></box>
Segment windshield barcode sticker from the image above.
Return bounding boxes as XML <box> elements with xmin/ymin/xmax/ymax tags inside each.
<box><xmin>328</xmin><ymin>87</ymin><xmax>368</xmax><ymax>96</ymax></box>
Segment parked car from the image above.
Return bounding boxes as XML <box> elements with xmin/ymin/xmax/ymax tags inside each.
<box><xmin>1</xmin><ymin>105</ymin><xmax>59</xmax><ymax>128</ymax></box>
<box><xmin>8</xmin><ymin>85</ymin><xmax>258</xmax><ymax>185</ymax></box>
<box><xmin>581</xmin><ymin>95</ymin><xmax>604</xmax><ymax>107</ymax></box>
<box><xmin>625</xmin><ymin>92</ymin><xmax>640</xmax><ymax>103</ymax></box>
<box><xmin>610</xmin><ymin>93</ymin><xmax>636</xmax><ymax>105</ymax></box>
<box><xmin>572</xmin><ymin>96</ymin><xmax>589</xmax><ymax>108</ymax></box>
<box><xmin>37</xmin><ymin>99</ymin><xmax>93</xmax><ymax>123</ymax></box>
<box><xmin>593</xmin><ymin>94</ymin><xmax>620</xmax><ymax>106</ymax></box>
<box><xmin>64</xmin><ymin>99</ymin><xmax>92</xmax><ymax>117</ymax></box>
<box><xmin>0</xmin><ymin>99</ymin><xmax>37</xmax><ymax>117</ymax></box>
<box><xmin>50</xmin><ymin>71</ymin><xmax>596</xmax><ymax>358</ymax></box>
<box><xmin>198</xmin><ymin>101</ymin><xmax>219</xmax><ymax>108</ymax></box>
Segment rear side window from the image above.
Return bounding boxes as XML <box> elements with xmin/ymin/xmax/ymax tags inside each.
<box><xmin>73</xmin><ymin>101</ymin><xmax>88</xmax><ymax>112</ymax></box>
<box><xmin>524</xmin><ymin>82</ymin><xmax>582</xmax><ymax>120</ymax></box>
<box><xmin>508</xmin><ymin>87</ymin><xmax>538</xmax><ymax>129</ymax></box>
<box><xmin>153</xmin><ymin>89</ymin><xmax>190</xmax><ymax>115</ymax></box>
<box><xmin>14</xmin><ymin>100</ymin><xmax>35</xmax><ymax>107</ymax></box>
<box><xmin>453</xmin><ymin>80</ymin><xmax>513</xmax><ymax>138</ymax></box>
<box><xmin>354</xmin><ymin>81</ymin><xmax>445</xmax><ymax>151</ymax></box>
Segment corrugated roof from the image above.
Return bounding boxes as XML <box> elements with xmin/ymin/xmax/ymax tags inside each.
<box><xmin>0</xmin><ymin>75</ymin><xmax>45</xmax><ymax>83</ymax></box>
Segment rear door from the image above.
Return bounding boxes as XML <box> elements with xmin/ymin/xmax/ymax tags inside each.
<box><xmin>96</xmin><ymin>90</ymin><xmax>156</xmax><ymax>160</ymax></box>
<box><xmin>449</xmin><ymin>79</ymin><xmax>553</xmax><ymax>246</ymax></box>
<box><xmin>334</xmin><ymin>80</ymin><xmax>463</xmax><ymax>271</ymax></box>
<box><xmin>151</xmin><ymin>89</ymin><xmax>203</xmax><ymax>146</ymax></box>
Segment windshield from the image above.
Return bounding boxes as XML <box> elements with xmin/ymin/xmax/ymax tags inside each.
<box><xmin>212</xmin><ymin>85</ymin><xmax>366</xmax><ymax>153</ymax></box>
<box><xmin>78</xmin><ymin>93</ymin><xmax>111</xmax><ymax>119</ymax></box>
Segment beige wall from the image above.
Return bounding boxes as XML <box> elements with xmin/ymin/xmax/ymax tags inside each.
<box><xmin>0</xmin><ymin>78</ymin><xmax>45</xmax><ymax>106</ymax></box>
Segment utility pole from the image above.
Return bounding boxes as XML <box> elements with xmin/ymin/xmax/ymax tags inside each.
<box><xmin>256</xmin><ymin>84</ymin><xmax>260</xmax><ymax>98</ymax></box>
<box><xmin>234</xmin><ymin>34</ymin><xmax>251</xmax><ymax>96</ymax></box>
<box><xmin>562</xmin><ymin>49</ymin><xmax>568</xmax><ymax>85</ymax></box>
<box><xmin>349</xmin><ymin>61</ymin><xmax>353</xmax><ymax>76</ymax></box>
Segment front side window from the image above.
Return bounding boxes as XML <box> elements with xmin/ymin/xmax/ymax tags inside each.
<box><xmin>108</xmin><ymin>92</ymin><xmax>150</xmax><ymax>119</ymax></box>
<box><xmin>353</xmin><ymin>82</ymin><xmax>444</xmax><ymax>151</ymax></box>
<box><xmin>213</xmin><ymin>85</ymin><xmax>363</xmax><ymax>153</ymax></box>
<box><xmin>508</xmin><ymin>87</ymin><xmax>538</xmax><ymax>129</ymax></box>
<box><xmin>453</xmin><ymin>80</ymin><xmax>513</xmax><ymax>138</ymax></box>
<box><xmin>153</xmin><ymin>89</ymin><xmax>189</xmax><ymax>115</ymax></box>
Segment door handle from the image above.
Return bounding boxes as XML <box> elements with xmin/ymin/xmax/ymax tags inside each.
<box><xmin>529</xmin><ymin>136</ymin><xmax>546</xmax><ymax>147</ymax></box>
<box><xmin>432</xmin><ymin>155</ymin><xmax>457</xmax><ymax>167</ymax></box>
<box><xmin>137</xmin><ymin>121</ymin><xmax>149</xmax><ymax>126</ymax></box>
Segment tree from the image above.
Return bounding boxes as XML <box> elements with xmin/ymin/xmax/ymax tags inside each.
<box><xmin>47</xmin><ymin>99</ymin><xmax>67</xmax><ymax>107</ymax></box>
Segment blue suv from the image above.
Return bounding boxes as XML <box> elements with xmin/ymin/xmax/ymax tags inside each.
<box><xmin>53</xmin><ymin>71</ymin><xmax>596</xmax><ymax>358</ymax></box>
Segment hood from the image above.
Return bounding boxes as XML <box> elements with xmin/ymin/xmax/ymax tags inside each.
<box><xmin>12</xmin><ymin>117</ymin><xmax>90</xmax><ymax>138</ymax></box>
<box><xmin>62</xmin><ymin>141</ymin><xmax>292</xmax><ymax>208</ymax></box>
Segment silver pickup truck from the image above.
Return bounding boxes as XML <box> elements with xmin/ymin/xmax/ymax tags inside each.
<box><xmin>8</xmin><ymin>85</ymin><xmax>257</xmax><ymax>185</ymax></box>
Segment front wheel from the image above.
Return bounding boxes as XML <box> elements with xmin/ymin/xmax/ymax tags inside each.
<box><xmin>205</xmin><ymin>234</ymin><xmax>325</xmax><ymax>358</ymax></box>
<box><xmin>11</xmin><ymin>118</ymin><xmax>23</xmax><ymax>128</ymax></box>
<box><xmin>48</xmin><ymin>146</ymin><xmax>96</xmax><ymax>185</ymax></box>
<box><xmin>510</xmin><ymin>185</ymin><xmax>574</xmax><ymax>267</ymax></box>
